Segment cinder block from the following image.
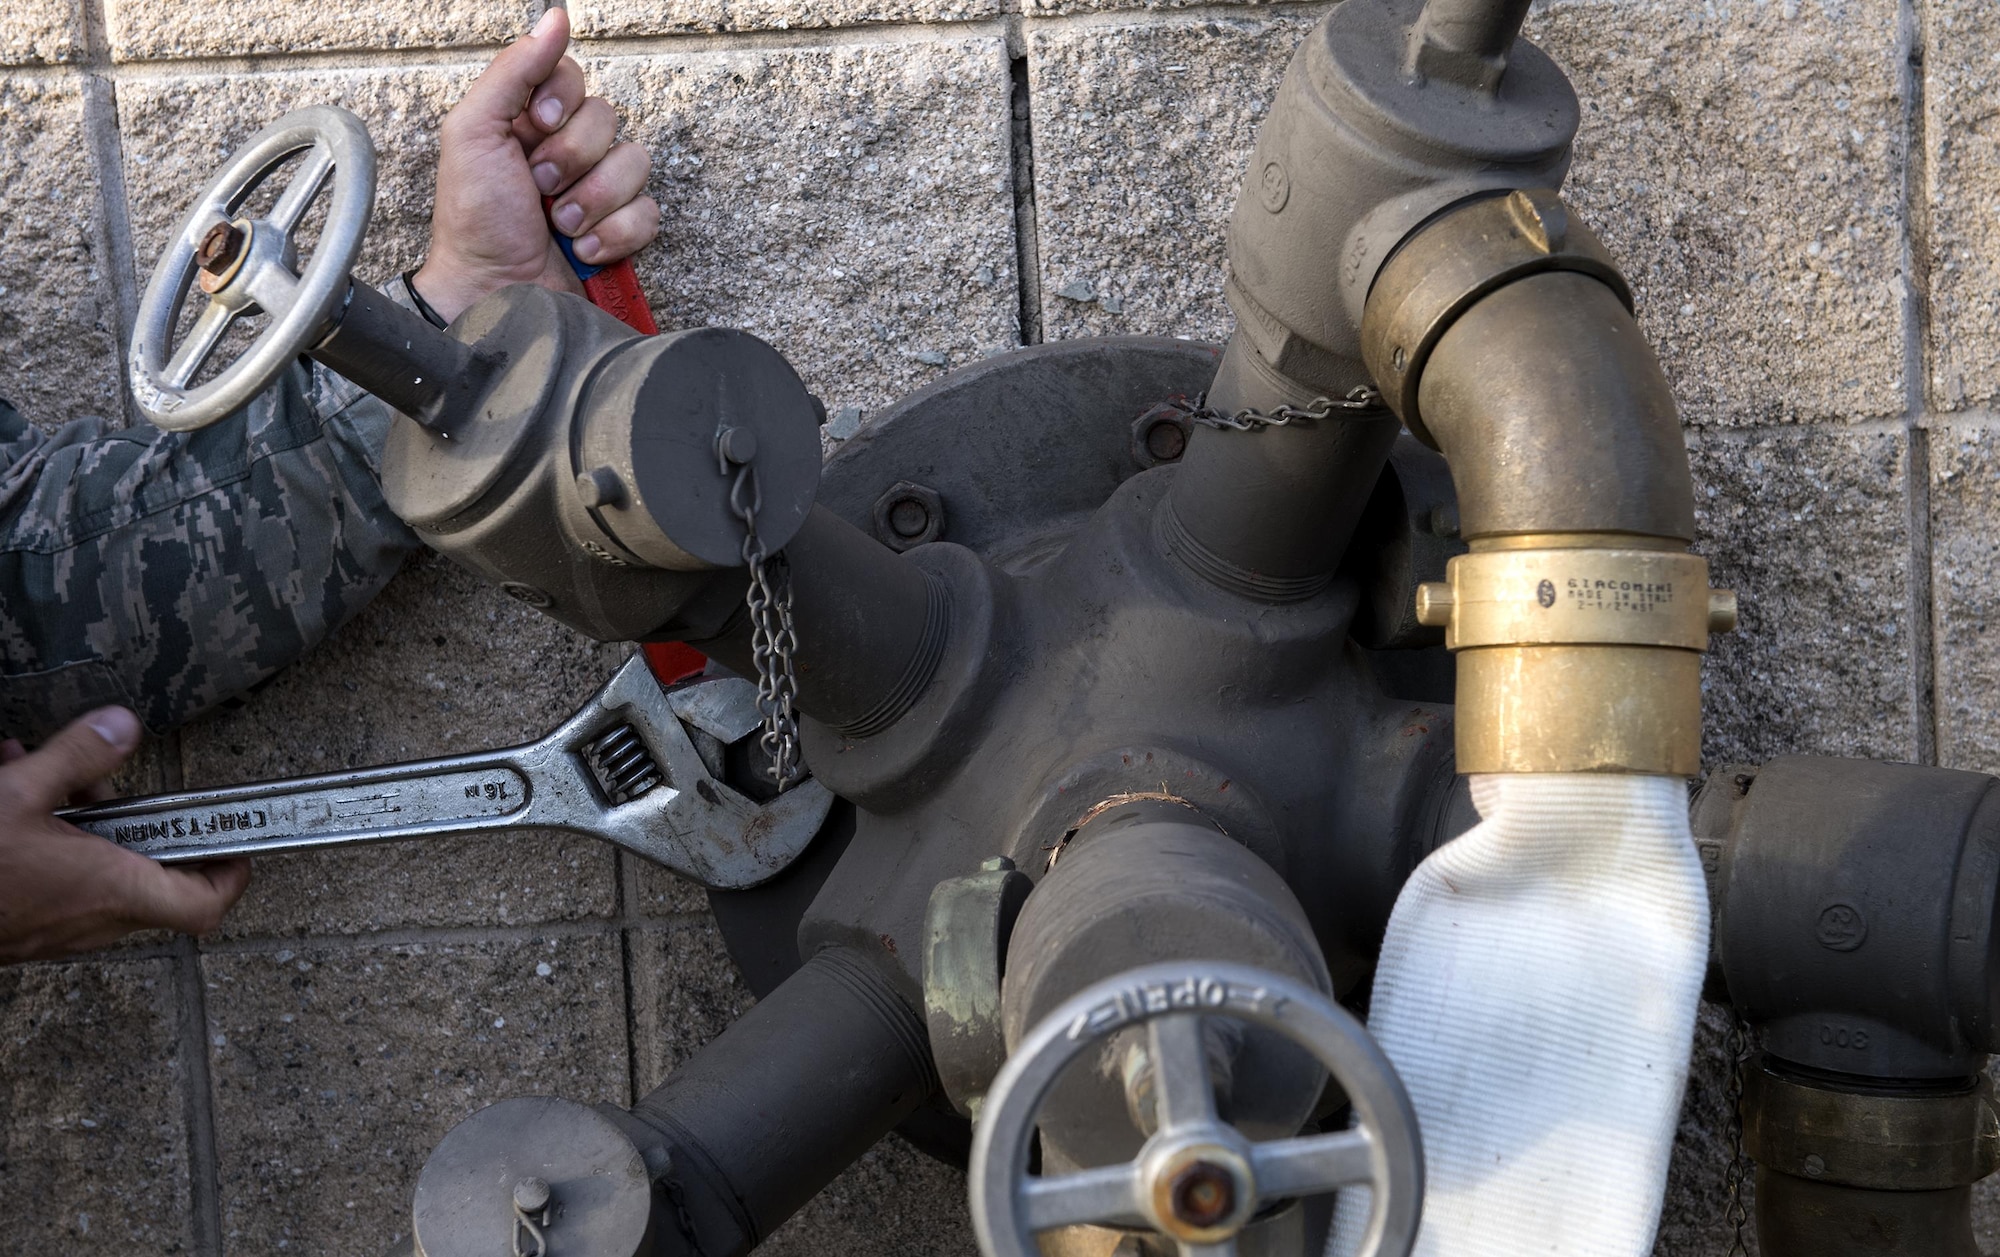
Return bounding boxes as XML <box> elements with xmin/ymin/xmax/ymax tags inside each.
<box><xmin>1026</xmin><ymin>14</ymin><xmax>1317</xmax><ymax>344</ymax></box>
<box><xmin>204</xmin><ymin>932</ymin><xmax>629</xmax><ymax>1256</ymax></box>
<box><xmin>118</xmin><ymin>65</ymin><xmax>475</xmax><ymax>297</ymax></box>
<box><xmin>106</xmin><ymin>0</ymin><xmax>539</xmax><ymax>61</ymax></box>
<box><xmin>1530</xmin><ymin>0</ymin><xmax>1907</xmax><ymax>426</ymax></box>
<box><xmin>1927</xmin><ymin>423</ymin><xmax>2000</xmax><ymax>774</ymax></box>
<box><xmin>0</xmin><ymin>957</ymin><xmax>193</xmax><ymax>1253</ymax></box>
<box><xmin>627</xmin><ymin>921</ymin><xmax>753</xmax><ymax>1088</ymax></box>
<box><xmin>1691</xmin><ymin>427</ymin><xmax>1916</xmax><ymax>768</ymax></box>
<box><xmin>0</xmin><ymin>75</ymin><xmax>123</xmax><ymax>429</ymax></box>
<box><xmin>572</xmin><ymin>0</ymin><xmax>995</xmax><ymax>38</ymax></box>
<box><xmin>583</xmin><ymin>39</ymin><xmax>1019</xmax><ymax>416</ymax></box>
<box><xmin>0</xmin><ymin>0</ymin><xmax>81</xmax><ymax>63</ymax></box>
<box><xmin>761</xmin><ymin>1135</ymin><xmax>977</xmax><ymax>1256</ymax></box>
<box><xmin>1923</xmin><ymin>0</ymin><xmax>2000</xmax><ymax>410</ymax></box>
<box><xmin>629</xmin><ymin>849</ymin><xmax>716</xmax><ymax>918</ymax></box>
<box><xmin>183</xmin><ymin>552</ymin><xmax>623</xmax><ymax>937</ymax></box>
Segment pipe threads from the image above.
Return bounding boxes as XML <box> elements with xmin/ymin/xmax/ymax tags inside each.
<box><xmin>834</xmin><ymin>570</ymin><xmax>953</xmax><ymax>741</ymax></box>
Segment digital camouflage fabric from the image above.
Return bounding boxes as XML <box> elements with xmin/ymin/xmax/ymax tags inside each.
<box><xmin>0</xmin><ymin>358</ymin><xmax>419</xmax><ymax>743</ymax></box>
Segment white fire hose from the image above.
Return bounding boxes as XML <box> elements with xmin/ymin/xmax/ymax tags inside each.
<box><xmin>1334</xmin><ymin>773</ymin><xmax>1709</xmax><ymax>1256</ymax></box>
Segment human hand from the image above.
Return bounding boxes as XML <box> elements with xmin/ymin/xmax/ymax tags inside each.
<box><xmin>0</xmin><ymin>708</ymin><xmax>251</xmax><ymax>963</ymax></box>
<box><xmin>412</xmin><ymin>7</ymin><xmax>661</xmax><ymax>325</ymax></box>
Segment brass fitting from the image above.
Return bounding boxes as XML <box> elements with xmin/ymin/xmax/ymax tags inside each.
<box><xmin>1414</xmin><ymin>536</ymin><xmax>1734</xmax><ymax>775</ymax></box>
<box><xmin>1365</xmin><ymin>190</ymin><xmax>1732</xmax><ymax>774</ymax></box>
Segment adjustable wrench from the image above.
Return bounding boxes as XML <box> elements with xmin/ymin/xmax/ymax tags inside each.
<box><xmin>57</xmin><ymin>655</ymin><xmax>833</xmax><ymax>891</ymax></box>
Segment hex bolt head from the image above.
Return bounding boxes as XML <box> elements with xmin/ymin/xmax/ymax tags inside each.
<box><xmin>1168</xmin><ymin>1161</ymin><xmax>1237</xmax><ymax>1228</ymax></box>
<box><xmin>195</xmin><ymin>221</ymin><xmax>249</xmax><ymax>295</ymax></box>
<box><xmin>890</xmin><ymin>499</ymin><xmax>929</xmax><ymax>537</ymax></box>
<box><xmin>1130</xmin><ymin>405</ymin><xmax>1193</xmax><ymax>468</ymax></box>
<box><xmin>871</xmin><ymin>481</ymin><xmax>944</xmax><ymax>552</ymax></box>
<box><xmin>196</xmin><ymin>222</ymin><xmax>245</xmax><ymax>273</ymax></box>
<box><xmin>576</xmin><ymin>466</ymin><xmax>626</xmax><ymax>509</ymax></box>
<box><xmin>513</xmin><ymin>1177</ymin><xmax>552</xmax><ymax>1213</ymax></box>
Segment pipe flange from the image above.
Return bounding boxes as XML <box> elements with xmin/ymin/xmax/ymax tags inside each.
<box><xmin>1744</xmin><ymin>1066</ymin><xmax>2000</xmax><ymax>1192</ymax></box>
<box><xmin>1360</xmin><ymin>189</ymin><xmax>1631</xmax><ymax>443</ymax></box>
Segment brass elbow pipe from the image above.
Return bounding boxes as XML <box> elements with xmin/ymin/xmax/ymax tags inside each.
<box><xmin>1362</xmin><ymin>190</ymin><xmax>1735</xmax><ymax>775</ymax></box>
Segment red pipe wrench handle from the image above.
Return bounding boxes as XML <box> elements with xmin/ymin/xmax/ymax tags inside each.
<box><xmin>545</xmin><ymin>195</ymin><xmax>659</xmax><ymax>335</ymax></box>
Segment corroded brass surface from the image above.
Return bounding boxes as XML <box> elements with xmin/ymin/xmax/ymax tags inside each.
<box><xmin>1744</xmin><ymin>1067</ymin><xmax>2000</xmax><ymax>1192</ymax></box>
<box><xmin>1455</xmin><ymin>644</ymin><xmax>1704</xmax><ymax>776</ymax></box>
<box><xmin>1360</xmin><ymin>190</ymin><xmax>1631</xmax><ymax>443</ymax></box>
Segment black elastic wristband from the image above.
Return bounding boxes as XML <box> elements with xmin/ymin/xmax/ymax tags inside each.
<box><xmin>402</xmin><ymin>268</ymin><xmax>450</xmax><ymax>329</ymax></box>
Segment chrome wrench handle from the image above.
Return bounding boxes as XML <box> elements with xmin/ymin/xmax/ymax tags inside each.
<box><xmin>54</xmin><ymin>655</ymin><xmax>832</xmax><ymax>891</ymax></box>
<box><xmin>61</xmin><ymin>752</ymin><xmax>535</xmax><ymax>864</ymax></box>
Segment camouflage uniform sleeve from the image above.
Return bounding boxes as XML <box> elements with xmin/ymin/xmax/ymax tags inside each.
<box><xmin>0</xmin><ymin>341</ymin><xmax>422</xmax><ymax>743</ymax></box>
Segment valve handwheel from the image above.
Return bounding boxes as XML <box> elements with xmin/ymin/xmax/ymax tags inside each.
<box><xmin>129</xmin><ymin>105</ymin><xmax>376</xmax><ymax>432</ymax></box>
<box><xmin>969</xmin><ymin>961</ymin><xmax>1423</xmax><ymax>1257</ymax></box>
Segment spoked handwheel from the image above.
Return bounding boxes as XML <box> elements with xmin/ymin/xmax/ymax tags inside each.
<box><xmin>969</xmin><ymin>961</ymin><xmax>1424</xmax><ymax>1257</ymax></box>
<box><xmin>128</xmin><ymin>105</ymin><xmax>375</xmax><ymax>431</ymax></box>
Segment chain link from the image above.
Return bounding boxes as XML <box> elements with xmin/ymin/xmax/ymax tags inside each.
<box><xmin>662</xmin><ymin>1171</ymin><xmax>707</xmax><ymax>1257</ymax></box>
<box><xmin>1159</xmin><ymin>384</ymin><xmax>1384</xmax><ymax>431</ymax></box>
<box><xmin>720</xmin><ymin>437</ymin><xmax>804</xmax><ymax>790</ymax></box>
<box><xmin>1721</xmin><ymin>1015</ymin><xmax>1754</xmax><ymax>1256</ymax></box>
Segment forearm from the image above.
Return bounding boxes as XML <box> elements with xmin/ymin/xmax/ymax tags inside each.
<box><xmin>0</xmin><ymin>346</ymin><xmax>420</xmax><ymax>742</ymax></box>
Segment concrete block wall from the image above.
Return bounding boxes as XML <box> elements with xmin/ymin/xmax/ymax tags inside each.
<box><xmin>0</xmin><ymin>0</ymin><xmax>1991</xmax><ymax>1253</ymax></box>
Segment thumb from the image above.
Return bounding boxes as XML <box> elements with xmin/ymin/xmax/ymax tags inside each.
<box><xmin>452</xmin><ymin>8</ymin><xmax>571</xmax><ymax>133</ymax></box>
<box><xmin>8</xmin><ymin>707</ymin><xmax>139</xmax><ymax>811</ymax></box>
<box><xmin>115</xmin><ymin>857</ymin><xmax>253</xmax><ymax>938</ymax></box>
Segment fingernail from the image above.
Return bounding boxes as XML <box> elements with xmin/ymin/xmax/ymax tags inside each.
<box><xmin>575</xmin><ymin>233</ymin><xmax>601</xmax><ymax>263</ymax></box>
<box><xmin>536</xmin><ymin>97</ymin><xmax>563</xmax><ymax>129</ymax></box>
<box><xmin>553</xmin><ymin>202</ymin><xmax>584</xmax><ymax>234</ymax></box>
<box><xmin>532</xmin><ymin>7</ymin><xmax>559</xmax><ymax>37</ymax></box>
<box><xmin>532</xmin><ymin>161</ymin><xmax>561</xmax><ymax>195</ymax></box>
<box><xmin>86</xmin><ymin>706</ymin><xmax>140</xmax><ymax>750</ymax></box>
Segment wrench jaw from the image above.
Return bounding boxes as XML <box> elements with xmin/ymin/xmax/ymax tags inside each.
<box><xmin>574</xmin><ymin>655</ymin><xmax>838</xmax><ymax>891</ymax></box>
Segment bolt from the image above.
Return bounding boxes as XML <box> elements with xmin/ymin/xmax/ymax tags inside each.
<box><xmin>196</xmin><ymin>221</ymin><xmax>248</xmax><ymax>294</ymax></box>
<box><xmin>513</xmin><ymin>1177</ymin><xmax>552</xmax><ymax>1213</ymax></box>
<box><xmin>1802</xmin><ymin>1154</ymin><xmax>1826</xmax><ymax>1179</ymax></box>
<box><xmin>716</xmin><ymin>426</ymin><xmax>759</xmax><ymax>466</ymax></box>
<box><xmin>1144</xmin><ymin>418</ymin><xmax>1187</xmax><ymax>462</ymax></box>
<box><xmin>872</xmin><ymin>481</ymin><xmax>944</xmax><ymax>552</ymax></box>
<box><xmin>576</xmin><ymin>466</ymin><xmax>625</xmax><ymax>509</ymax></box>
<box><xmin>889</xmin><ymin>497</ymin><xmax>931</xmax><ymax>539</ymax></box>
<box><xmin>1168</xmin><ymin>1160</ymin><xmax>1236</xmax><ymax>1229</ymax></box>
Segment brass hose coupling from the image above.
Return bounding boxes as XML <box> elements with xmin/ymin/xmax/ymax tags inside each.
<box><xmin>1416</xmin><ymin>537</ymin><xmax>1736</xmax><ymax>775</ymax></box>
<box><xmin>1360</xmin><ymin>188</ymin><xmax>1736</xmax><ymax>776</ymax></box>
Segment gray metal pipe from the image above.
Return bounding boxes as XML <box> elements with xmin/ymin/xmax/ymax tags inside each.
<box><xmin>688</xmin><ymin>504</ymin><xmax>946</xmax><ymax>732</ymax></box>
<box><xmin>1160</xmin><ymin>334</ymin><xmax>1400</xmax><ymax>601</ymax></box>
<box><xmin>623</xmin><ymin>947</ymin><xmax>938</xmax><ymax>1255</ymax></box>
<box><xmin>1411</xmin><ymin>0</ymin><xmax>1533</xmax><ymax>61</ymax></box>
